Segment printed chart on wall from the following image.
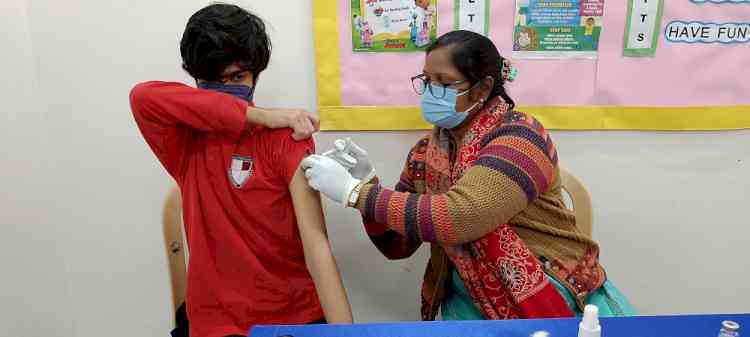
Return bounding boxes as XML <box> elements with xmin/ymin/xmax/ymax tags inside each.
<box><xmin>513</xmin><ymin>0</ymin><xmax>605</xmax><ymax>59</ymax></box>
<box><xmin>313</xmin><ymin>0</ymin><xmax>750</xmax><ymax>131</ymax></box>
<box><xmin>352</xmin><ymin>0</ymin><xmax>438</xmax><ymax>52</ymax></box>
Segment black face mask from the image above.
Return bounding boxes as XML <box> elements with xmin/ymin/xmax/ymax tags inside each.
<box><xmin>197</xmin><ymin>82</ymin><xmax>254</xmax><ymax>102</ymax></box>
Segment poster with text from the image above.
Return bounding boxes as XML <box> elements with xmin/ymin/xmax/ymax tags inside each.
<box><xmin>513</xmin><ymin>0</ymin><xmax>605</xmax><ymax>59</ymax></box>
<box><xmin>352</xmin><ymin>0</ymin><xmax>438</xmax><ymax>52</ymax></box>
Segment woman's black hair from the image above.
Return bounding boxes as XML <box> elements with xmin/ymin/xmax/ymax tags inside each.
<box><xmin>426</xmin><ymin>30</ymin><xmax>515</xmax><ymax>110</ymax></box>
<box><xmin>180</xmin><ymin>4</ymin><xmax>271</xmax><ymax>82</ymax></box>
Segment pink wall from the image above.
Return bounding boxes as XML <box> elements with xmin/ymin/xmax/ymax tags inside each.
<box><xmin>336</xmin><ymin>0</ymin><xmax>750</xmax><ymax>107</ymax></box>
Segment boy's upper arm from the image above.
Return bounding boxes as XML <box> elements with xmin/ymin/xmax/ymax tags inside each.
<box><xmin>130</xmin><ymin>81</ymin><xmax>248</xmax><ymax>178</ymax></box>
<box><xmin>282</xmin><ymin>131</ymin><xmax>323</xmax><ymax>235</ymax></box>
<box><xmin>130</xmin><ymin>81</ymin><xmax>248</xmax><ymax>134</ymax></box>
<box><xmin>276</xmin><ymin>129</ymin><xmax>316</xmax><ymax>186</ymax></box>
<box><xmin>130</xmin><ymin>82</ymin><xmax>192</xmax><ymax>178</ymax></box>
<box><xmin>289</xmin><ymin>165</ymin><xmax>327</xmax><ymax>237</ymax></box>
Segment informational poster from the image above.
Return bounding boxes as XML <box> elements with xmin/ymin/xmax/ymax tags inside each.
<box><xmin>623</xmin><ymin>0</ymin><xmax>664</xmax><ymax>57</ymax></box>
<box><xmin>513</xmin><ymin>0</ymin><xmax>605</xmax><ymax>59</ymax></box>
<box><xmin>351</xmin><ymin>0</ymin><xmax>438</xmax><ymax>52</ymax></box>
<box><xmin>455</xmin><ymin>0</ymin><xmax>490</xmax><ymax>36</ymax></box>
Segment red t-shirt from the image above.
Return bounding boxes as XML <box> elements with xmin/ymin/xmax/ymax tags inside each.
<box><xmin>130</xmin><ymin>81</ymin><xmax>322</xmax><ymax>337</ymax></box>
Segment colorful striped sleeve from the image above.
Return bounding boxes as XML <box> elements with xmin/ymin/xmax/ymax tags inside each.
<box><xmin>361</xmin><ymin>138</ymin><xmax>428</xmax><ymax>259</ymax></box>
<box><xmin>355</xmin><ymin>119</ymin><xmax>558</xmax><ymax>246</ymax></box>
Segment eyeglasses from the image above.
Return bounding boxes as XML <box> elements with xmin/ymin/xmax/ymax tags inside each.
<box><xmin>411</xmin><ymin>74</ymin><xmax>467</xmax><ymax>99</ymax></box>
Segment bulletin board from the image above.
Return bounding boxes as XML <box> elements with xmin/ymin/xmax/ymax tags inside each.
<box><xmin>312</xmin><ymin>1</ymin><xmax>750</xmax><ymax>131</ymax></box>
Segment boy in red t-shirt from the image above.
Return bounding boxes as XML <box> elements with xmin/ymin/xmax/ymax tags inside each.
<box><xmin>129</xmin><ymin>4</ymin><xmax>352</xmax><ymax>337</ymax></box>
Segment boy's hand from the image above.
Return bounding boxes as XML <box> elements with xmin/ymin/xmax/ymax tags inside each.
<box><xmin>283</xmin><ymin>108</ymin><xmax>320</xmax><ymax>140</ymax></box>
<box><xmin>249</xmin><ymin>107</ymin><xmax>320</xmax><ymax>140</ymax></box>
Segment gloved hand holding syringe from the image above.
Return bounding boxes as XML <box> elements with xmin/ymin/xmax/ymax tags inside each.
<box><xmin>321</xmin><ymin>138</ymin><xmax>376</xmax><ymax>183</ymax></box>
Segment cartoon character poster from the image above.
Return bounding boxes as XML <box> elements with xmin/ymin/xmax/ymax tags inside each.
<box><xmin>513</xmin><ymin>0</ymin><xmax>605</xmax><ymax>59</ymax></box>
<box><xmin>352</xmin><ymin>0</ymin><xmax>438</xmax><ymax>52</ymax></box>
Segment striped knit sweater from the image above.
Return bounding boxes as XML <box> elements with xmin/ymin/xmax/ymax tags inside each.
<box><xmin>356</xmin><ymin>114</ymin><xmax>563</xmax><ymax>245</ymax></box>
<box><xmin>355</xmin><ymin>101</ymin><xmax>604</xmax><ymax>316</ymax></box>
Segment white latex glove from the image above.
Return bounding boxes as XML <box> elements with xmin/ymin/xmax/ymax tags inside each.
<box><xmin>301</xmin><ymin>154</ymin><xmax>361</xmax><ymax>206</ymax></box>
<box><xmin>322</xmin><ymin>138</ymin><xmax>376</xmax><ymax>182</ymax></box>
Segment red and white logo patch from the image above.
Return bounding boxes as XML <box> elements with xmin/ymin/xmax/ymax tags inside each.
<box><xmin>228</xmin><ymin>155</ymin><xmax>253</xmax><ymax>188</ymax></box>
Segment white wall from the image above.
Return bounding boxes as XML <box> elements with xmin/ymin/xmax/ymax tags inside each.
<box><xmin>0</xmin><ymin>1</ymin><xmax>76</xmax><ymax>336</ymax></box>
<box><xmin>0</xmin><ymin>0</ymin><xmax>747</xmax><ymax>336</ymax></box>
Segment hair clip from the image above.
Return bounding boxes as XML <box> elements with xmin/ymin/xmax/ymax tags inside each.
<box><xmin>507</xmin><ymin>67</ymin><xmax>518</xmax><ymax>82</ymax></box>
<box><xmin>501</xmin><ymin>59</ymin><xmax>517</xmax><ymax>83</ymax></box>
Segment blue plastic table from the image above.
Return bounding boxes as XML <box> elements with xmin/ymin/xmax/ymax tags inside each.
<box><xmin>250</xmin><ymin>314</ymin><xmax>748</xmax><ymax>337</ymax></box>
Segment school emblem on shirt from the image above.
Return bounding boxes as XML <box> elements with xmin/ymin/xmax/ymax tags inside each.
<box><xmin>228</xmin><ymin>155</ymin><xmax>253</xmax><ymax>188</ymax></box>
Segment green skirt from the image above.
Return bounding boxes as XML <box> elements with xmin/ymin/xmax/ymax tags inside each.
<box><xmin>441</xmin><ymin>269</ymin><xmax>637</xmax><ymax>320</ymax></box>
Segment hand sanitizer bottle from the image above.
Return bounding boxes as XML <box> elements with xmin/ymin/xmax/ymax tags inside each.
<box><xmin>577</xmin><ymin>305</ymin><xmax>601</xmax><ymax>337</ymax></box>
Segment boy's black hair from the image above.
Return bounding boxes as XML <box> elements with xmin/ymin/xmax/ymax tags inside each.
<box><xmin>427</xmin><ymin>30</ymin><xmax>515</xmax><ymax>110</ymax></box>
<box><xmin>180</xmin><ymin>4</ymin><xmax>271</xmax><ymax>82</ymax></box>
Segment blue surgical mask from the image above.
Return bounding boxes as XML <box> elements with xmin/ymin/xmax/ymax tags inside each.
<box><xmin>197</xmin><ymin>82</ymin><xmax>254</xmax><ymax>102</ymax></box>
<box><xmin>420</xmin><ymin>83</ymin><xmax>481</xmax><ymax>129</ymax></box>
